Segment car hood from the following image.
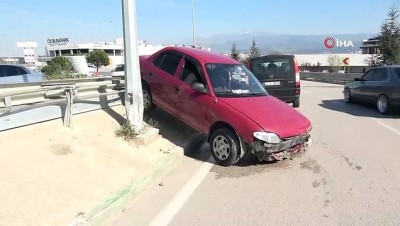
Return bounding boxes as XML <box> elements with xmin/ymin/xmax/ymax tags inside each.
<box><xmin>219</xmin><ymin>95</ymin><xmax>311</xmax><ymax>138</ymax></box>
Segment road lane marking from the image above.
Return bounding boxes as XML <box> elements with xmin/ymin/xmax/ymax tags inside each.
<box><xmin>149</xmin><ymin>157</ymin><xmax>214</xmax><ymax>226</ymax></box>
<box><xmin>372</xmin><ymin>118</ymin><xmax>400</xmax><ymax>136</ymax></box>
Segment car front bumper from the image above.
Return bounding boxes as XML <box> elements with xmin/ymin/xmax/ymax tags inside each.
<box><xmin>251</xmin><ymin>133</ymin><xmax>312</xmax><ymax>161</ymax></box>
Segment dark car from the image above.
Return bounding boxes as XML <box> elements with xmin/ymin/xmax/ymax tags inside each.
<box><xmin>248</xmin><ymin>55</ymin><xmax>301</xmax><ymax>108</ymax></box>
<box><xmin>0</xmin><ymin>64</ymin><xmax>45</xmax><ymax>84</ymax></box>
<box><xmin>140</xmin><ymin>47</ymin><xmax>312</xmax><ymax>166</ymax></box>
<box><xmin>343</xmin><ymin>66</ymin><xmax>400</xmax><ymax>114</ymax></box>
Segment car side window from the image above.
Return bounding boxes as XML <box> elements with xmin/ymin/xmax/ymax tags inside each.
<box><xmin>393</xmin><ymin>68</ymin><xmax>400</xmax><ymax>80</ymax></box>
<box><xmin>152</xmin><ymin>54</ymin><xmax>164</xmax><ymax>67</ymax></box>
<box><xmin>153</xmin><ymin>53</ymin><xmax>182</xmax><ymax>76</ymax></box>
<box><xmin>0</xmin><ymin>65</ymin><xmax>25</xmax><ymax>77</ymax></box>
<box><xmin>363</xmin><ymin>68</ymin><xmax>388</xmax><ymax>81</ymax></box>
<box><xmin>180</xmin><ymin>60</ymin><xmax>202</xmax><ymax>86</ymax></box>
<box><xmin>362</xmin><ymin>70</ymin><xmax>374</xmax><ymax>81</ymax></box>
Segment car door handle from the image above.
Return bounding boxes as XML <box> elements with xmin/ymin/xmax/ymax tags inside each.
<box><xmin>148</xmin><ymin>73</ymin><xmax>153</xmax><ymax>76</ymax></box>
<box><xmin>175</xmin><ymin>86</ymin><xmax>180</xmax><ymax>91</ymax></box>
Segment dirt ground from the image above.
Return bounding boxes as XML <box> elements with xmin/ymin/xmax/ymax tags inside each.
<box><xmin>0</xmin><ymin>105</ymin><xmax>183</xmax><ymax>226</ymax></box>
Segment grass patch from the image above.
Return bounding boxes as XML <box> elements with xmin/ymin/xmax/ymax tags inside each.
<box><xmin>115</xmin><ymin>121</ymin><xmax>138</xmax><ymax>141</ymax></box>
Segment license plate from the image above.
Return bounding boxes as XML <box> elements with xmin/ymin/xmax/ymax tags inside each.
<box><xmin>264</xmin><ymin>81</ymin><xmax>280</xmax><ymax>86</ymax></box>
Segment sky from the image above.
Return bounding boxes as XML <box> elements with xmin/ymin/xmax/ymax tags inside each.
<box><xmin>0</xmin><ymin>0</ymin><xmax>398</xmax><ymax>56</ymax></box>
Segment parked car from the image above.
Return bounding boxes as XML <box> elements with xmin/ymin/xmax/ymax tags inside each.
<box><xmin>247</xmin><ymin>55</ymin><xmax>301</xmax><ymax>108</ymax></box>
<box><xmin>343</xmin><ymin>65</ymin><xmax>400</xmax><ymax>114</ymax></box>
<box><xmin>0</xmin><ymin>64</ymin><xmax>45</xmax><ymax>84</ymax></box>
<box><xmin>140</xmin><ymin>47</ymin><xmax>312</xmax><ymax>166</ymax></box>
<box><xmin>111</xmin><ymin>64</ymin><xmax>124</xmax><ymax>77</ymax></box>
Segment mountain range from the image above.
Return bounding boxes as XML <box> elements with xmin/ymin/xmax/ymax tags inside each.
<box><xmin>184</xmin><ymin>32</ymin><xmax>377</xmax><ymax>54</ymax></box>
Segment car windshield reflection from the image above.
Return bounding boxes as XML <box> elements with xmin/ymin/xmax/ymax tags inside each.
<box><xmin>205</xmin><ymin>63</ymin><xmax>268</xmax><ymax>97</ymax></box>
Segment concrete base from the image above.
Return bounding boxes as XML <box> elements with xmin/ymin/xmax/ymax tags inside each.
<box><xmin>133</xmin><ymin>127</ymin><xmax>160</xmax><ymax>145</ymax></box>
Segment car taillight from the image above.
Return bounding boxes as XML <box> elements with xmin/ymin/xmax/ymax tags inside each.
<box><xmin>294</xmin><ymin>57</ymin><xmax>300</xmax><ymax>88</ymax></box>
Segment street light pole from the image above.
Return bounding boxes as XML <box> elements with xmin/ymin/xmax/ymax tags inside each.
<box><xmin>121</xmin><ymin>0</ymin><xmax>144</xmax><ymax>133</ymax></box>
<box><xmin>0</xmin><ymin>34</ymin><xmax>10</xmax><ymax>64</ymax></box>
<box><xmin>191</xmin><ymin>0</ymin><xmax>196</xmax><ymax>46</ymax></box>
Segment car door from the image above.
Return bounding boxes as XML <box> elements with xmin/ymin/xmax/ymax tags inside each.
<box><xmin>361</xmin><ymin>68</ymin><xmax>389</xmax><ymax>103</ymax></box>
<box><xmin>352</xmin><ymin>69</ymin><xmax>374</xmax><ymax>102</ymax></box>
<box><xmin>174</xmin><ymin>56</ymin><xmax>213</xmax><ymax>132</ymax></box>
<box><xmin>146</xmin><ymin>51</ymin><xmax>184</xmax><ymax>113</ymax></box>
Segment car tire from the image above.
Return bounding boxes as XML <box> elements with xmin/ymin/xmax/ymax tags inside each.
<box><xmin>142</xmin><ymin>84</ymin><xmax>155</xmax><ymax>113</ymax></box>
<box><xmin>344</xmin><ymin>88</ymin><xmax>352</xmax><ymax>103</ymax></box>
<box><xmin>377</xmin><ymin>94</ymin><xmax>390</xmax><ymax>114</ymax></box>
<box><xmin>292</xmin><ymin>99</ymin><xmax>300</xmax><ymax>108</ymax></box>
<box><xmin>210</xmin><ymin>128</ymin><xmax>240</xmax><ymax>166</ymax></box>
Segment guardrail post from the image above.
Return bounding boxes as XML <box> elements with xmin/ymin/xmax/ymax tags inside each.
<box><xmin>63</xmin><ymin>86</ymin><xmax>77</xmax><ymax>127</ymax></box>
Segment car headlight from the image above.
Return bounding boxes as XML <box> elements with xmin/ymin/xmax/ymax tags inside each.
<box><xmin>253</xmin><ymin>132</ymin><xmax>281</xmax><ymax>144</ymax></box>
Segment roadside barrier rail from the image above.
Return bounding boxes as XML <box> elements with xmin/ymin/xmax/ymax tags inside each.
<box><xmin>300</xmin><ymin>72</ymin><xmax>362</xmax><ymax>85</ymax></box>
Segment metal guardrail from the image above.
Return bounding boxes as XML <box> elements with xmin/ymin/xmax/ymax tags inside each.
<box><xmin>1</xmin><ymin>76</ymin><xmax>125</xmax><ymax>131</ymax></box>
<box><xmin>300</xmin><ymin>72</ymin><xmax>362</xmax><ymax>85</ymax></box>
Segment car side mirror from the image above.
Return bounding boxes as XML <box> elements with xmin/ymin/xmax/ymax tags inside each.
<box><xmin>192</xmin><ymin>82</ymin><xmax>206</xmax><ymax>93</ymax></box>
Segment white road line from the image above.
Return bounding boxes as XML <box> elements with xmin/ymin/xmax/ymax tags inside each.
<box><xmin>149</xmin><ymin>157</ymin><xmax>214</xmax><ymax>226</ymax></box>
<box><xmin>372</xmin><ymin>118</ymin><xmax>400</xmax><ymax>136</ymax></box>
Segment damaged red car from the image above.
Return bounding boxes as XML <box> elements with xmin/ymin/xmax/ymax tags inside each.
<box><xmin>140</xmin><ymin>47</ymin><xmax>312</xmax><ymax>166</ymax></box>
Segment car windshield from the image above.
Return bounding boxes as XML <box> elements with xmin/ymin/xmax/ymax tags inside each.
<box><xmin>205</xmin><ymin>63</ymin><xmax>268</xmax><ymax>97</ymax></box>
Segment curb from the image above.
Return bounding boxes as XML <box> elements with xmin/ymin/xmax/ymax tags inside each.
<box><xmin>68</xmin><ymin>150</ymin><xmax>183</xmax><ymax>226</ymax></box>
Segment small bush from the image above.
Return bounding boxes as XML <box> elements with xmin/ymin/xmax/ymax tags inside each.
<box><xmin>115</xmin><ymin>122</ymin><xmax>137</xmax><ymax>141</ymax></box>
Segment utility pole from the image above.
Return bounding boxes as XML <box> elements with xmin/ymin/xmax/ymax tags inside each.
<box><xmin>121</xmin><ymin>0</ymin><xmax>144</xmax><ymax>133</ymax></box>
<box><xmin>191</xmin><ymin>0</ymin><xmax>196</xmax><ymax>46</ymax></box>
<box><xmin>0</xmin><ymin>34</ymin><xmax>10</xmax><ymax>64</ymax></box>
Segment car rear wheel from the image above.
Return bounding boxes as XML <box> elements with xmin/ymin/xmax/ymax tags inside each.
<box><xmin>292</xmin><ymin>99</ymin><xmax>300</xmax><ymax>108</ymax></box>
<box><xmin>344</xmin><ymin>88</ymin><xmax>352</xmax><ymax>103</ymax></box>
<box><xmin>377</xmin><ymin>95</ymin><xmax>390</xmax><ymax>114</ymax></box>
<box><xmin>210</xmin><ymin>128</ymin><xmax>240</xmax><ymax>166</ymax></box>
<box><xmin>143</xmin><ymin>85</ymin><xmax>155</xmax><ymax>113</ymax></box>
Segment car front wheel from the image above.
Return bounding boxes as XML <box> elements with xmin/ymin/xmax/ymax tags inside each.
<box><xmin>210</xmin><ymin>128</ymin><xmax>240</xmax><ymax>166</ymax></box>
<box><xmin>344</xmin><ymin>88</ymin><xmax>352</xmax><ymax>103</ymax></box>
<box><xmin>377</xmin><ymin>94</ymin><xmax>390</xmax><ymax>114</ymax></box>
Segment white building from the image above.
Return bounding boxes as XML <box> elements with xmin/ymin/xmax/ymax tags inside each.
<box><xmin>42</xmin><ymin>38</ymin><xmax>172</xmax><ymax>75</ymax></box>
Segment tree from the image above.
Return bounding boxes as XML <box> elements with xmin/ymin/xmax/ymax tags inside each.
<box><xmin>327</xmin><ymin>55</ymin><xmax>341</xmax><ymax>72</ymax></box>
<box><xmin>86</xmin><ymin>50</ymin><xmax>110</xmax><ymax>73</ymax></box>
<box><xmin>230</xmin><ymin>42</ymin><xmax>240</xmax><ymax>61</ymax></box>
<box><xmin>41</xmin><ymin>56</ymin><xmax>74</xmax><ymax>80</ymax></box>
<box><xmin>247</xmin><ymin>38</ymin><xmax>261</xmax><ymax>61</ymax></box>
<box><xmin>378</xmin><ymin>5</ymin><xmax>400</xmax><ymax>65</ymax></box>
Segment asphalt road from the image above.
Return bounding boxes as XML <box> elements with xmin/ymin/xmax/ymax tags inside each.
<box><xmin>112</xmin><ymin>81</ymin><xmax>400</xmax><ymax>226</ymax></box>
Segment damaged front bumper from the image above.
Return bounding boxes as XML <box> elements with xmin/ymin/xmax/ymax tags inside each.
<box><xmin>251</xmin><ymin>133</ymin><xmax>312</xmax><ymax>161</ymax></box>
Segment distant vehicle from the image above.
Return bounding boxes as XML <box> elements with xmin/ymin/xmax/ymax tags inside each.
<box><xmin>0</xmin><ymin>64</ymin><xmax>45</xmax><ymax>84</ymax></box>
<box><xmin>140</xmin><ymin>47</ymin><xmax>312</xmax><ymax>166</ymax></box>
<box><xmin>343</xmin><ymin>66</ymin><xmax>400</xmax><ymax>114</ymax></box>
<box><xmin>111</xmin><ymin>64</ymin><xmax>124</xmax><ymax>77</ymax></box>
<box><xmin>247</xmin><ymin>55</ymin><xmax>301</xmax><ymax>108</ymax></box>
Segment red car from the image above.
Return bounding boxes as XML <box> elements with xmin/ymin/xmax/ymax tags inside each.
<box><xmin>140</xmin><ymin>47</ymin><xmax>312</xmax><ymax>166</ymax></box>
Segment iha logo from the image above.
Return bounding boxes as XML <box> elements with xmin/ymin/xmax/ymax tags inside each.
<box><xmin>324</xmin><ymin>37</ymin><xmax>354</xmax><ymax>49</ymax></box>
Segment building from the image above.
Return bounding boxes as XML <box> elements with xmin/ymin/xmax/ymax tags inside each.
<box><xmin>360</xmin><ymin>36</ymin><xmax>381</xmax><ymax>54</ymax></box>
<box><xmin>41</xmin><ymin>38</ymin><xmax>170</xmax><ymax>75</ymax></box>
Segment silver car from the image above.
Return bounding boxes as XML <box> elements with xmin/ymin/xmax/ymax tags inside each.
<box><xmin>0</xmin><ymin>64</ymin><xmax>45</xmax><ymax>84</ymax></box>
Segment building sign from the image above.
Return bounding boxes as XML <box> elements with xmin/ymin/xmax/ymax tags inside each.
<box><xmin>16</xmin><ymin>41</ymin><xmax>38</xmax><ymax>69</ymax></box>
<box><xmin>324</xmin><ymin>37</ymin><xmax>354</xmax><ymax>49</ymax></box>
<box><xmin>47</xmin><ymin>38</ymin><xmax>70</xmax><ymax>46</ymax></box>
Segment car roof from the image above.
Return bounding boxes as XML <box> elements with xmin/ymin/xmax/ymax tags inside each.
<box><xmin>161</xmin><ymin>46</ymin><xmax>240</xmax><ymax>64</ymax></box>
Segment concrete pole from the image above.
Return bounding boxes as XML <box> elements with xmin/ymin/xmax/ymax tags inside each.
<box><xmin>121</xmin><ymin>0</ymin><xmax>144</xmax><ymax>133</ymax></box>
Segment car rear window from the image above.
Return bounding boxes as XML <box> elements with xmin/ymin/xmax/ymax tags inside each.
<box><xmin>157</xmin><ymin>53</ymin><xmax>182</xmax><ymax>76</ymax></box>
<box><xmin>393</xmin><ymin>68</ymin><xmax>400</xmax><ymax>80</ymax></box>
<box><xmin>0</xmin><ymin>65</ymin><xmax>27</xmax><ymax>77</ymax></box>
<box><xmin>250</xmin><ymin>57</ymin><xmax>294</xmax><ymax>80</ymax></box>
